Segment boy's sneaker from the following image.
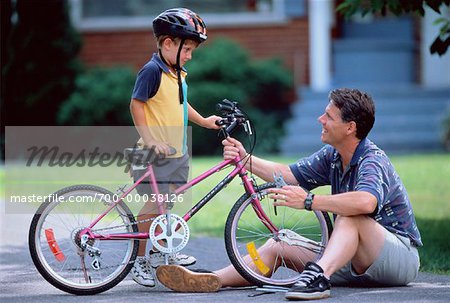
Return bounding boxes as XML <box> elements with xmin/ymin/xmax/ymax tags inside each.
<box><xmin>156</xmin><ymin>265</ymin><xmax>221</xmax><ymax>292</ymax></box>
<box><xmin>285</xmin><ymin>262</ymin><xmax>331</xmax><ymax>300</ymax></box>
<box><xmin>130</xmin><ymin>256</ymin><xmax>156</xmax><ymax>287</ymax></box>
<box><xmin>148</xmin><ymin>251</ymin><xmax>196</xmax><ymax>268</ymax></box>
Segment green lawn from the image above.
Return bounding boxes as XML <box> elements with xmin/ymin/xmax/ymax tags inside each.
<box><xmin>2</xmin><ymin>153</ymin><xmax>449</xmax><ymax>274</ymax></box>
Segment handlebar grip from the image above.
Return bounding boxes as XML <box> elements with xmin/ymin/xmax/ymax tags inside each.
<box><xmin>216</xmin><ymin>99</ymin><xmax>238</xmax><ymax>114</ymax></box>
<box><xmin>216</xmin><ymin>103</ymin><xmax>233</xmax><ymax>113</ymax></box>
<box><xmin>225</xmin><ymin>119</ymin><xmax>239</xmax><ymax>134</ymax></box>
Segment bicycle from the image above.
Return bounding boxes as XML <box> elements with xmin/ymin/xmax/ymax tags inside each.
<box><xmin>28</xmin><ymin>100</ymin><xmax>333</xmax><ymax>295</ymax></box>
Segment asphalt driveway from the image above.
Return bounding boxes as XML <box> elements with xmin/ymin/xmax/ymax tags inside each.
<box><xmin>1</xmin><ymin>207</ymin><xmax>449</xmax><ymax>303</ymax></box>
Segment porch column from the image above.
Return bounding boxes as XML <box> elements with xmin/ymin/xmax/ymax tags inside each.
<box><xmin>309</xmin><ymin>0</ymin><xmax>333</xmax><ymax>91</ymax></box>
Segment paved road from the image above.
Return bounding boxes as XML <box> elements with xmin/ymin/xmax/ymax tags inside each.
<box><xmin>1</xmin><ymin>206</ymin><xmax>450</xmax><ymax>302</ymax></box>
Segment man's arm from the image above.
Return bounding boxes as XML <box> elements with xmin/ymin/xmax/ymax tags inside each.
<box><xmin>222</xmin><ymin>137</ymin><xmax>298</xmax><ymax>184</ymax></box>
<box><xmin>270</xmin><ymin>185</ymin><xmax>377</xmax><ymax>216</ymax></box>
<box><xmin>311</xmin><ymin>191</ymin><xmax>377</xmax><ymax>216</ymax></box>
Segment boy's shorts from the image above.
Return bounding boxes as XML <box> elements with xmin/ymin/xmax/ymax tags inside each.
<box><xmin>132</xmin><ymin>153</ymin><xmax>189</xmax><ymax>196</ymax></box>
<box><xmin>330</xmin><ymin>227</ymin><xmax>420</xmax><ymax>287</ymax></box>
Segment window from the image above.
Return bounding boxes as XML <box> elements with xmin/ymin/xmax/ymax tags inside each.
<box><xmin>70</xmin><ymin>0</ymin><xmax>288</xmax><ymax>31</ymax></box>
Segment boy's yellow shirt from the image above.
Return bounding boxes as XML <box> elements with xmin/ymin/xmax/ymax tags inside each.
<box><xmin>139</xmin><ymin>70</ymin><xmax>188</xmax><ymax>158</ymax></box>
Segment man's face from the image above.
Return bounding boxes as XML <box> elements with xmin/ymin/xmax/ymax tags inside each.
<box><xmin>317</xmin><ymin>101</ymin><xmax>350</xmax><ymax>145</ymax></box>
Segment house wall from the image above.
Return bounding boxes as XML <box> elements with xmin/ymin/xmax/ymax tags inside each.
<box><xmin>79</xmin><ymin>17</ymin><xmax>309</xmax><ymax>85</ymax></box>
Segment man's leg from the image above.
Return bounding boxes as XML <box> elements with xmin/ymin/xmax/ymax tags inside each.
<box><xmin>156</xmin><ymin>238</ymin><xmax>318</xmax><ymax>291</ymax></box>
<box><xmin>317</xmin><ymin>215</ymin><xmax>385</xmax><ymax>278</ymax></box>
<box><xmin>285</xmin><ymin>215</ymin><xmax>385</xmax><ymax>300</ymax></box>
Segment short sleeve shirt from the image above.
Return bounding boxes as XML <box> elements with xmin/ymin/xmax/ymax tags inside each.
<box><xmin>289</xmin><ymin>138</ymin><xmax>422</xmax><ymax>247</ymax></box>
<box><xmin>131</xmin><ymin>53</ymin><xmax>189</xmax><ymax>157</ymax></box>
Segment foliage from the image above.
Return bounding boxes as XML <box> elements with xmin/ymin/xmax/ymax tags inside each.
<box><xmin>337</xmin><ymin>0</ymin><xmax>450</xmax><ymax>56</ymax></box>
<box><xmin>186</xmin><ymin>38</ymin><xmax>293</xmax><ymax>155</ymax></box>
<box><xmin>416</xmin><ymin>217</ymin><xmax>450</xmax><ymax>274</ymax></box>
<box><xmin>58</xmin><ymin>67</ymin><xmax>135</xmax><ymax>125</ymax></box>
<box><xmin>1</xmin><ymin>0</ymin><xmax>82</xmax><ymax>126</ymax></box>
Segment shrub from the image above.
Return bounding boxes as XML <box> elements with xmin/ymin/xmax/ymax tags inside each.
<box><xmin>2</xmin><ymin>0</ymin><xmax>82</xmax><ymax>126</ymax></box>
<box><xmin>58</xmin><ymin>67</ymin><xmax>135</xmax><ymax>125</ymax></box>
<box><xmin>443</xmin><ymin>110</ymin><xmax>450</xmax><ymax>151</ymax></box>
<box><xmin>186</xmin><ymin>38</ymin><xmax>294</xmax><ymax>155</ymax></box>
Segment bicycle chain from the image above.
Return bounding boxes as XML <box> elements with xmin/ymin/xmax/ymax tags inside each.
<box><xmin>91</xmin><ymin>216</ymin><xmax>155</xmax><ymax>233</ymax></box>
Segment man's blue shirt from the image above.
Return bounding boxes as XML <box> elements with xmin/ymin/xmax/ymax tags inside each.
<box><xmin>289</xmin><ymin>138</ymin><xmax>422</xmax><ymax>247</ymax></box>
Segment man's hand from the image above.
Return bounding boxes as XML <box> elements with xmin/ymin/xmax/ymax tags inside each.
<box><xmin>268</xmin><ymin>185</ymin><xmax>308</xmax><ymax>210</ymax></box>
<box><xmin>222</xmin><ymin>137</ymin><xmax>247</xmax><ymax>160</ymax></box>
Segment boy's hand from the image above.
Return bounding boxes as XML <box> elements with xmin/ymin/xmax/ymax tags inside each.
<box><xmin>203</xmin><ymin>115</ymin><xmax>221</xmax><ymax>130</ymax></box>
<box><xmin>144</xmin><ymin>140</ymin><xmax>173</xmax><ymax>156</ymax></box>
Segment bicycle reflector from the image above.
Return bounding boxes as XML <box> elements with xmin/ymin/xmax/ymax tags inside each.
<box><xmin>246</xmin><ymin>242</ymin><xmax>270</xmax><ymax>275</ymax></box>
<box><xmin>45</xmin><ymin>228</ymin><xmax>66</xmax><ymax>262</ymax></box>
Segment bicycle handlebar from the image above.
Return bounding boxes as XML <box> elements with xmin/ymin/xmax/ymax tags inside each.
<box><xmin>215</xmin><ymin>99</ymin><xmax>249</xmax><ymax>136</ymax></box>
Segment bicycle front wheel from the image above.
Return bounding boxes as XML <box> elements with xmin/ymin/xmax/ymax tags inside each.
<box><xmin>28</xmin><ymin>185</ymin><xmax>138</xmax><ymax>295</ymax></box>
<box><xmin>225</xmin><ymin>182</ymin><xmax>332</xmax><ymax>287</ymax></box>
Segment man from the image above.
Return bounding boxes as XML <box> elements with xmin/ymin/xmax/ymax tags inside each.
<box><xmin>156</xmin><ymin>88</ymin><xmax>422</xmax><ymax>300</ymax></box>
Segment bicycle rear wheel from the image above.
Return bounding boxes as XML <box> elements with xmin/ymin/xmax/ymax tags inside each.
<box><xmin>225</xmin><ymin>182</ymin><xmax>332</xmax><ymax>287</ymax></box>
<box><xmin>29</xmin><ymin>185</ymin><xmax>138</xmax><ymax>295</ymax></box>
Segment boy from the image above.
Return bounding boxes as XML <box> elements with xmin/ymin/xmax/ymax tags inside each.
<box><xmin>129</xmin><ymin>8</ymin><xmax>220</xmax><ymax>287</ymax></box>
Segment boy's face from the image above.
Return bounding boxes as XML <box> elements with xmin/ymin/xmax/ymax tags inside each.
<box><xmin>162</xmin><ymin>38</ymin><xmax>198</xmax><ymax>68</ymax></box>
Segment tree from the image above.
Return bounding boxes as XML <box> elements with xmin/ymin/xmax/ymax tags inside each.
<box><xmin>337</xmin><ymin>0</ymin><xmax>450</xmax><ymax>56</ymax></box>
<box><xmin>1</xmin><ymin>0</ymin><xmax>82</xmax><ymax>126</ymax></box>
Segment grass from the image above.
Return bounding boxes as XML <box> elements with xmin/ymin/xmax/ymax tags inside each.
<box><xmin>2</xmin><ymin>153</ymin><xmax>449</xmax><ymax>274</ymax></box>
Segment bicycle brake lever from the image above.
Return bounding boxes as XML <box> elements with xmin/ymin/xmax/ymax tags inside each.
<box><xmin>243</xmin><ymin>120</ymin><xmax>252</xmax><ymax>135</ymax></box>
<box><xmin>272</xmin><ymin>173</ymin><xmax>288</xmax><ymax>216</ymax></box>
<box><xmin>273</xmin><ymin>173</ymin><xmax>288</xmax><ymax>188</ymax></box>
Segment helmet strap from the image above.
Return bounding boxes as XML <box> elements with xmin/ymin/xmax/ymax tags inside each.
<box><xmin>157</xmin><ymin>39</ymin><xmax>185</xmax><ymax>104</ymax></box>
<box><xmin>176</xmin><ymin>39</ymin><xmax>185</xmax><ymax>104</ymax></box>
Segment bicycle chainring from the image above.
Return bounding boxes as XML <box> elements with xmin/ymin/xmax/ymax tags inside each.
<box><xmin>149</xmin><ymin>213</ymin><xmax>190</xmax><ymax>254</ymax></box>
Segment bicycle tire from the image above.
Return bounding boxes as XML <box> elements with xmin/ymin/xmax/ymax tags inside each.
<box><xmin>225</xmin><ymin>182</ymin><xmax>332</xmax><ymax>287</ymax></box>
<box><xmin>29</xmin><ymin>185</ymin><xmax>139</xmax><ymax>295</ymax></box>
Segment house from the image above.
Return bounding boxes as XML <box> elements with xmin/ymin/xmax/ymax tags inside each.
<box><xmin>70</xmin><ymin>0</ymin><xmax>450</xmax><ymax>154</ymax></box>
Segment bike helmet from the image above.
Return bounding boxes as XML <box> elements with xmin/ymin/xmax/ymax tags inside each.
<box><xmin>153</xmin><ymin>8</ymin><xmax>207</xmax><ymax>44</ymax></box>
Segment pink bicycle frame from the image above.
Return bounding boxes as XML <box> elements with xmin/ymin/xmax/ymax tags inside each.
<box><xmin>80</xmin><ymin>155</ymin><xmax>278</xmax><ymax>240</ymax></box>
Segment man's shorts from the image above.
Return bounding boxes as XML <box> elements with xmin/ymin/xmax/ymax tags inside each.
<box><xmin>330</xmin><ymin>227</ymin><xmax>420</xmax><ymax>287</ymax></box>
<box><xmin>132</xmin><ymin>153</ymin><xmax>189</xmax><ymax>196</ymax></box>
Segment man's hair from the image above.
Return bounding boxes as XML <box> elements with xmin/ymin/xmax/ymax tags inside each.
<box><xmin>329</xmin><ymin>88</ymin><xmax>375</xmax><ymax>139</ymax></box>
